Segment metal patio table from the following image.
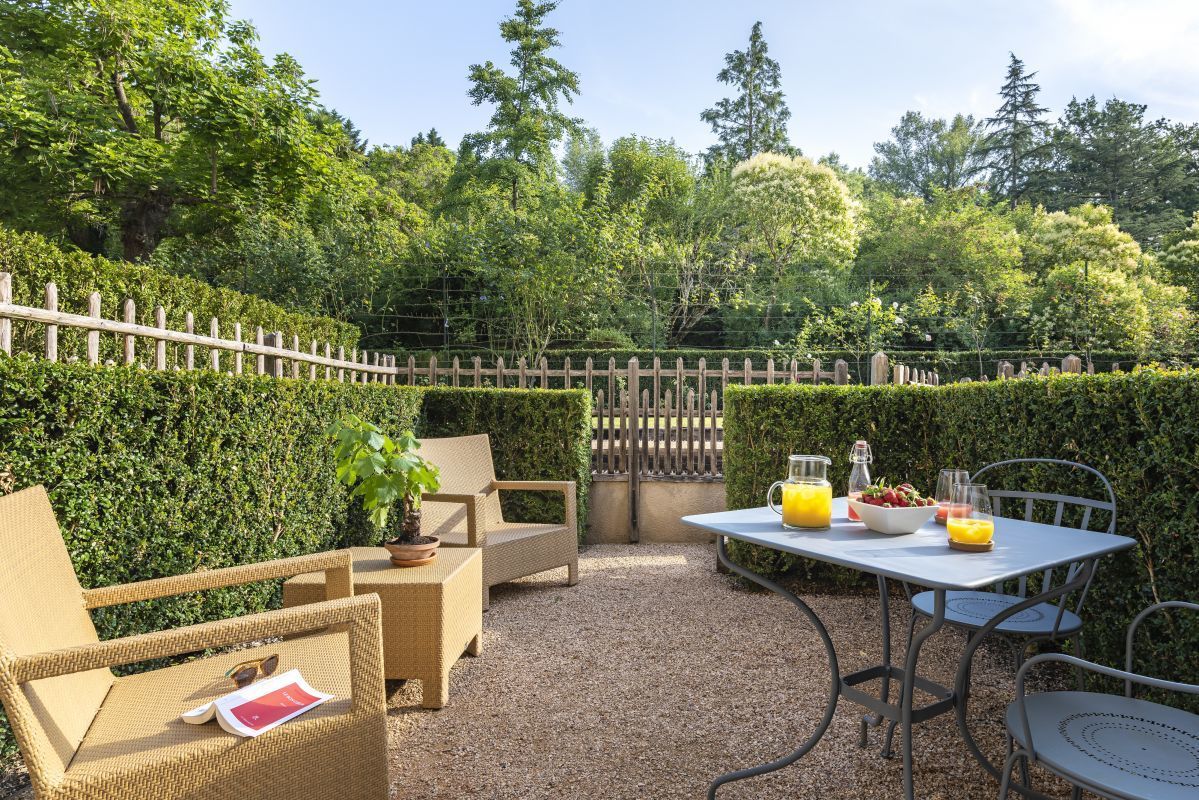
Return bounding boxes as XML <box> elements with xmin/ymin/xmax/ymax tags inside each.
<box><xmin>682</xmin><ymin>497</ymin><xmax>1136</xmax><ymax>800</ymax></box>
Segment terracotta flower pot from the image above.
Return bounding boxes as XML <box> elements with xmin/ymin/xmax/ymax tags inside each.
<box><xmin>384</xmin><ymin>505</ymin><xmax>439</xmax><ymax>566</ymax></box>
<box><xmin>384</xmin><ymin>535</ymin><xmax>440</xmax><ymax>567</ymax></box>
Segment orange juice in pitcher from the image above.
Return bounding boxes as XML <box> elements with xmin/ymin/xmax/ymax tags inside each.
<box><xmin>768</xmin><ymin>455</ymin><xmax>833</xmax><ymax>530</ymax></box>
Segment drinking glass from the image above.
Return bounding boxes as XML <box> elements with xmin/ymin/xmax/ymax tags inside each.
<box><xmin>946</xmin><ymin>483</ymin><xmax>994</xmax><ymax>544</ymax></box>
<box><xmin>934</xmin><ymin>469</ymin><xmax>971</xmax><ymax>524</ymax></box>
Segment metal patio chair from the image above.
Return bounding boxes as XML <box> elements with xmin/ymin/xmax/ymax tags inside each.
<box><xmin>908</xmin><ymin>458</ymin><xmax>1117</xmax><ymax>668</ymax></box>
<box><xmin>1000</xmin><ymin>601</ymin><xmax>1199</xmax><ymax>800</ymax></box>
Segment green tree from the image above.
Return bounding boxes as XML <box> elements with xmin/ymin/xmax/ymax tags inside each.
<box><xmin>1046</xmin><ymin>97</ymin><xmax>1190</xmax><ymax>245</ymax></box>
<box><xmin>982</xmin><ymin>53</ymin><xmax>1050</xmax><ymax>207</ymax></box>
<box><xmin>561</xmin><ymin>127</ymin><xmax>605</xmax><ymax>194</ymax></box>
<box><xmin>869</xmin><ymin>112</ymin><xmax>987</xmax><ymax>200</ymax></box>
<box><xmin>454</xmin><ymin>0</ymin><xmax>580</xmax><ymax>211</ymax></box>
<box><xmin>701</xmin><ymin>21</ymin><xmax>792</xmax><ymax>163</ymax></box>
<box><xmin>366</xmin><ymin>140</ymin><xmax>456</xmax><ymax>213</ymax></box>
<box><xmin>1162</xmin><ymin>212</ymin><xmax>1199</xmax><ymax>301</ymax></box>
<box><xmin>731</xmin><ymin>152</ymin><xmax>858</xmax><ymax>330</ymax></box>
<box><xmin>0</xmin><ymin>0</ymin><xmax>346</xmax><ymax>261</ymax></box>
<box><xmin>410</xmin><ymin>128</ymin><xmax>446</xmax><ymax>147</ymax></box>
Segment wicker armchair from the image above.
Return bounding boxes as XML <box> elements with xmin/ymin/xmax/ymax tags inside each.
<box><xmin>0</xmin><ymin>486</ymin><xmax>388</xmax><ymax>800</ymax></box>
<box><xmin>417</xmin><ymin>434</ymin><xmax>579</xmax><ymax>610</ymax></box>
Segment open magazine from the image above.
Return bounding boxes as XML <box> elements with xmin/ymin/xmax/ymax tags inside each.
<box><xmin>182</xmin><ymin>669</ymin><xmax>333</xmax><ymax>737</ymax></box>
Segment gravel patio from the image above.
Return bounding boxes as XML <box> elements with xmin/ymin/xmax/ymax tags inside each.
<box><xmin>1</xmin><ymin>542</ymin><xmax>1075</xmax><ymax>800</ymax></box>
<box><xmin>382</xmin><ymin>543</ymin><xmax>1072</xmax><ymax>800</ymax></box>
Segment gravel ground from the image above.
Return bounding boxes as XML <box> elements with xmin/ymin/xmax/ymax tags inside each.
<box><xmin>3</xmin><ymin>543</ymin><xmax>1075</xmax><ymax>799</ymax></box>
<box><xmin>383</xmin><ymin>543</ymin><xmax>1072</xmax><ymax>800</ymax></box>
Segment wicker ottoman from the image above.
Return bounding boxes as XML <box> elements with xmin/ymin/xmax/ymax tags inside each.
<box><xmin>284</xmin><ymin>546</ymin><xmax>482</xmax><ymax>709</ymax></box>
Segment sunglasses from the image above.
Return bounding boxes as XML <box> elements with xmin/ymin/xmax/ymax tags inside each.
<box><xmin>224</xmin><ymin>653</ymin><xmax>280</xmax><ymax>689</ymax></box>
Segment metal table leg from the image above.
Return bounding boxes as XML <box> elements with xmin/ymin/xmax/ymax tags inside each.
<box><xmin>902</xmin><ymin>589</ymin><xmax>945</xmax><ymax>800</ymax></box>
<box><xmin>709</xmin><ymin>536</ymin><xmax>841</xmax><ymax>799</ymax></box>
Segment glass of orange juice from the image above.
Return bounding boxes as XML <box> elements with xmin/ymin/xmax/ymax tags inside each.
<box><xmin>768</xmin><ymin>455</ymin><xmax>833</xmax><ymax>530</ymax></box>
<box><xmin>946</xmin><ymin>483</ymin><xmax>994</xmax><ymax>545</ymax></box>
<box><xmin>934</xmin><ymin>469</ymin><xmax>971</xmax><ymax>524</ymax></box>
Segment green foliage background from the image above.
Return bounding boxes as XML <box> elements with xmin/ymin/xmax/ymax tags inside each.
<box><xmin>723</xmin><ymin>373</ymin><xmax>1199</xmax><ymax>690</ymax></box>
<box><xmin>0</xmin><ymin>228</ymin><xmax>361</xmax><ymax>359</ymax></box>
<box><xmin>0</xmin><ymin>356</ymin><xmax>591</xmax><ymax>759</ymax></box>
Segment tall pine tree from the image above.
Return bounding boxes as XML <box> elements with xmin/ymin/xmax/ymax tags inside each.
<box><xmin>701</xmin><ymin>21</ymin><xmax>792</xmax><ymax>164</ymax></box>
<box><xmin>982</xmin><ymin>53</ymin><xmax>1049</xmax><ymax>207</ymax></box>
<box><xmin>456</xmin><ymin>0</ymin><xmax>580</xmax><ymax>211</ymax></box>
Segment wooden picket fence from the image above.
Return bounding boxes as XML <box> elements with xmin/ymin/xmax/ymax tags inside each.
<box><xmin>1</xmin><ymin>271</ymin><xmax>952</xmax><ymax>482</ymax></box>
<box><xmin>0</xmin><ymin>272</ymin><xmax>398</xmax><ymax>382</ymax></box>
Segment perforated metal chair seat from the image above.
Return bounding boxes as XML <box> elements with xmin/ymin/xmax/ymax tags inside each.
<box><xmin>1006</xmin><ymin>691</ymin><xmax>1199</xmax><ymax>800</ymax></box>
<box><xmin>911</xmin><ymin>589</ymin><xmax>1083</xmax><ymax>635</ymax></box>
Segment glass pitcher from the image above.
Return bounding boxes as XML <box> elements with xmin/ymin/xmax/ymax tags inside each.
<box><xmin>768</xmin><ymin>455</ymin><xmax>833</xmax><ymax>530</ymax></box>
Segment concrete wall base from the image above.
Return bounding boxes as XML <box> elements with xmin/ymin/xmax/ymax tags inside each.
<box><xmin>586</xmin><ymin>477</ymin><xmax>725</xmax><ymax>544</ymax></box>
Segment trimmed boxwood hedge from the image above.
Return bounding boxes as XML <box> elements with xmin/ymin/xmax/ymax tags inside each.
<box><xmin>0</xmin><ymin>227</ymin><xmax>360</xmax><ymax>362</ymax></box>
<box><xmin>723</xmin><ymin>371</ymin><xmax>1199</xmax><ymax>692</ymax></box>
<box><xmin>0</xmin><ymin>356</ymin><xmax>591</xmax><ymax>760</ymax></box>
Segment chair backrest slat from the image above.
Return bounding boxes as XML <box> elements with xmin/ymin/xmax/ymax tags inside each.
<box><xmin>0</xmin><ymin>486</ymin><xmax>115</xmax><ymax>780</ymax></box>
<box><xmin>972</xmin><ymin>458</ymin><xmax>1117</xmax><ymax>615</ymax></box>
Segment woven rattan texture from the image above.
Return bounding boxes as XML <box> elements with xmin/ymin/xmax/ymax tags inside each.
<box><xmin>0</xmin><ymin>487</ymin><xmax>388</xmax><ymax>799</ymax></box>
<box><xmin>284</xmin><ymin>548</ymin><xmax>482</xmax><ymax>708</ymax></box>
<box><xmin>416</xmin><ymin>435</ymin><xmax>579</xmax><ymax>608</ymax></box>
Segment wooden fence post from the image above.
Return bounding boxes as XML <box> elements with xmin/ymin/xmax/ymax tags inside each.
<box><xmin>834</xmin><ymin>359</ymin><xmax>849</xmax><ymax>385</ymax></box>
<box><xmin>122</xmin><ymin>298</ymin><xmax>137</xmax><ymax>365</ymax></box>
<box><xmin>0</xmin><ymin>272</ymin><xmax>10</xmax><ymax>356</ymax></box>
<box><xmin>184</xmin><ymin>312</ymin><xmax>195</xmax><ymax>370</ymax></box>
<box><xmin>324</xmin><ymin>343</ymin><xmax>332</xmax><ymax>380</ymax></box>
<box><xmin>265</xmin><ymin>331</ymin><xmax>283</xmax><ymax>378</ymax></box>
<box><xmin>337</xmin><ymin>346</ymin><xmax>345</xmax><ymax>382</ymax></box>
<box><xmin>210</xmin><ymin>319</ymin><xmax>221</xmax><ymax>371</ymax></box>
<box><xmin>628</xmin><ymin>357</ymin><xmax>640</xmax><ymax>543</ymax></box>
<box><xmin>1062</xmin><ymin>354</ymin><xmax>1082</xmax><ymax>374</ymax></box>
<box><xmin>233</xmin><ymin>323</ymin><xmax>243</xmax><ymax>374</ymax></box>
<box><xmin>155</xmin><ymin>306</ymin><xmax>167</xmax><ymax>370</ymax></box>
<box><xmin>85</xmin><ymin>292</ymin><xmax>101</xmax><ymax>366</ymax></box>
<box><xmin>871</xmin><ymin>351</ymin><xmax>888</xmax><ymax>385</ymax></box>
<box><xmin>45</xmin><ymin>283</ymin><xmax>58</xmax><ymax>362</ymax></box>
<box><xmin>292</xmin><ymin>335</ymin><xmax>302</xmax><ymax>379</ymax></box>
<box><xmin>255</xmin><ymin>327</ymin><xmax>265</xmax><ymax>375</ymax></box>
<box><xmin>310</xmin><ymin>341</ymin><xmax>318</xmax><ymax>380</ymax></box>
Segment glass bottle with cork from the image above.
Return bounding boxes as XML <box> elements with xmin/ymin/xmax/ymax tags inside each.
<box><xmin>847</xmin><ymin>440</ymin><xmax>872</xmax><ymax>521</ymax></box>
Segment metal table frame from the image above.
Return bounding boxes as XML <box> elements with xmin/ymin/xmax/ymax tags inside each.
<box><xmin>686</xmin><ymin>501</ymin><xmax>1133</xmax><ymax>800</ymax></box>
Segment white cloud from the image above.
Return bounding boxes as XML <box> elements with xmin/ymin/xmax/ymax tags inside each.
<box><xmin>1046</xmin><ymin>0</ymin><xmax>1199</xmax><ymax>109</ymax></box>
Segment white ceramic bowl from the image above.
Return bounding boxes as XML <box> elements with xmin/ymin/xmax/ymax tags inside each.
<box><xmin>848</xmin><ymin>499</ymin><xmax>938</xmax><ymax>535</ymax></box>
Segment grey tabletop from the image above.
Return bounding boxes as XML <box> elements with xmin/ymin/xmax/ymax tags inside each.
<box><xmin>682</xmin><ymin>497</ymin><xmax>1135</xmax><ymax>590</ymax></box>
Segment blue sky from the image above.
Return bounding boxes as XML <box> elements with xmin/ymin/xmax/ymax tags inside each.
<box><xmin>229</xmin><ymin>0</ymin><xmax>1199</xmax><ymax>167</ymax></box>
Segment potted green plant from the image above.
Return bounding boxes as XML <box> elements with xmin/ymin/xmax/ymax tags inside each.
<box><xmin>327</xmin><ymin>414</ymin><xmax>443</xmax><ymax>566</ymax></box>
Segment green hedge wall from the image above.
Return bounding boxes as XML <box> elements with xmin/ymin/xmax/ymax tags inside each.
<box><xmin>0</xmin><ymin>357</ymin><xmax>591</xmax><ymax>760</ymax></box>
<box><xmin>723</xmin><ymin>372</ymin><xmax>1199</xmax><ymax>691</ymax></box>
<box><xmin>0</xmin><ymin>227</ymin><xmax>360</xmax><ymax>363</ymax></box>
<box><xmin>419</xmin><ymin>387</ymin><xmax>592</xmax><ymax>528</ymax></box>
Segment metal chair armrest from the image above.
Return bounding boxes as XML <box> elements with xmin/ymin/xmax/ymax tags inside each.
<box><xmin>1125</xmin><ymin>601</ymin><xmax>1199</xmax><ymax>696</ymax></box>
<box><xmin>421</xmin><ymin>492</ymin><xmax>489</xmax><ymax>547</ymax></box>
<box><xmin>1013</xmin><ymin>651</ymin><xmax>1199</xmax><ymax>761</ymax></box>
<box><xmin>12</xmin><ymin>594</ymin><xmax>383</xmax><ymax>711</ymax></box>
<box><xmin>82</xmin><ymin>550</ymin><xmax>355</xmax><ymax>609</ymax></box>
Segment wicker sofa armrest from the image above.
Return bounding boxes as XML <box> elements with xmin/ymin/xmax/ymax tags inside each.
<box><xmin>82</xmin><ymin>550</ymin><xmax>354</xmax><ymax>610</ymax></box>
<box><xmin>421</xmin><ymin>492</ymin><xmax>489</xmax><ymax>547</ymax></box>
<box><xmin>11</xmin><ymin>595</ymin><xmax>383</xmax><ymax>709</ymax></box>
<box><xmin>492</xmin><ymin>481</ymin><xmax>577</xmax><ymax>537</ymax></box>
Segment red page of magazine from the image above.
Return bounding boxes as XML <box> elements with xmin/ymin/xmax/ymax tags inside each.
<box><xmin>182</xmin><ymin>669</ymin><xmax>333</xmax><ymax>737</ymax></box>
